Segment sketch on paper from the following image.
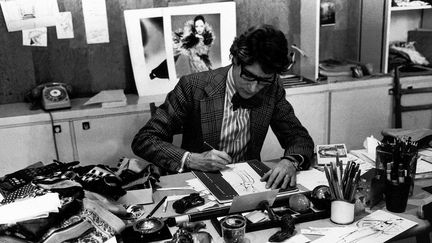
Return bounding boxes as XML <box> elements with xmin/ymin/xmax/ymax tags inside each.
<box><xmin>336</xmin><ymin>210</ymin><xmax>417</xmax><ymax>243</ymax></box>
<box><xmin>221</xmin><ymin>163</ymin><xmax>267</xmax><ymax>195</ymax></box>
<box><xmin>23</xmin><ymin>27</ymin><xmax>47</xmax><ymax>46</ymax></box>
<box><xmin>56</xmin><ymin>12</ymin><xmax>74</xmax><ymax>39</ymax></box>
<box><xmin>0</xmin><ymin>0</ymin><xmax>59</xmax><ymax>32</ymax></box>
<box><xmin>82</xmin><ymin>0</ymin><xmax>109</xmax><ymax>44</ymax></box>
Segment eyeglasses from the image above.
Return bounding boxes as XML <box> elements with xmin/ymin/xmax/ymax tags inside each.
<box><xmin>240</xmin><ymin>65</ymin><xmax>278</xmax><ymax>86</ymax></box>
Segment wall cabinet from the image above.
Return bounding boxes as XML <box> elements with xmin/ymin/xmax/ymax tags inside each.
<box><xmin>329</xmin><ymin>78</ymin><xmax>393</xmax><ymax>150</ymax></box>
<box><xmin>70</xmin><ymin>112</ymin><xmax>149</xmax><ymax>167</ymax></box>
<box><xmin>0</xmin><ymin>120</ymin><xmax>57</xmax><ymax>175</ymax></box>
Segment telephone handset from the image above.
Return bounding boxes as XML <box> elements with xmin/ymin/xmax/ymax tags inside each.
<box><xmin>26</xmin><ymin>82</ymin><xmax>72</xmax><ymax>110</ymax></box>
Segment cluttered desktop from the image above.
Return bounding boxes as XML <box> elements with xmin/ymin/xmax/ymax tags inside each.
<box><xmin>0</xmin><ymin>130</ymin><xmax>432</xmax><ymax>242</ymax></box>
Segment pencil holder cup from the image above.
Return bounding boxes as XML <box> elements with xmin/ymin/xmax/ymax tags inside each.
<box><xmin>401</xmin><ymin>152</ymin><xmax>417</xmax><ymax>196</ymax></box>
<box><xmin>330</xmin><ymin>200</ymin><xmax>355</xmax><ymax>225</ymax></box>
<box><xmin>385</xmin><ymin>179</ymin><xmax>411</xmax><ymax>213</ymax></box>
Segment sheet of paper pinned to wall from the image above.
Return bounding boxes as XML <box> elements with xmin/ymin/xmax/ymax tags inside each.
<box><xmin>22</xmin><ymin>27</ymin><xmax>47</xmax><ymax>46</ymax></box>
<box><xmin>56</xmin><ymin>12</ymin><xmax>74</xmax><ymax>39</ymax></box>
<box><xmin>82</xmin><ymin>0</ymin><xmax>109</xmax><ymax>44</ymax></box>
<box><xmin>0</xmin><ymin>0</ymin><xmax>59</xmax><ymax>32</ymax></box>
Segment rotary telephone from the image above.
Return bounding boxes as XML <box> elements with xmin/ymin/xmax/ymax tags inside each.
<box><xmin>26</xmin><ymin>82</ymin><xmax>72</xmax><ymax>110</ymax></box>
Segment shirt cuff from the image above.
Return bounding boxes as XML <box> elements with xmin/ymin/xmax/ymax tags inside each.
<box><xmin>178</xmin><ymin>152</ymin><xmax>191</xmax><ymax>173</ymax></box>
<box><xmin>281</xmin><ymin>154</ymin><xmax>305</xmax><ymax>171</ymax></box>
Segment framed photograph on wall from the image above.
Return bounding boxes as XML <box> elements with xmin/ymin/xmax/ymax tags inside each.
<box><xmin>320</xmin><ymin>0</ymin><xmax>336</xmax><ymax>26</ymax></box>
<box><xmin>124</xmin><ymin>2</ymin><xmax>236</xmax><ymax>98</ymax></box>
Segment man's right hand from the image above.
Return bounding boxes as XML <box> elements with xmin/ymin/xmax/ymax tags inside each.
<box><xmin>188</xmin><ymin>150</ymin><xmax>231</xmax><ymax>171</ymax></box>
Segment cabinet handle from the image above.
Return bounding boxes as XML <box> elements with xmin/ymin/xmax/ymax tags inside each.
<box><xmin>53</xmin><ymin>125</ymin><xmax>62</xmax><ymax>134</ymax></box>
<box><xmin>82</xmin><ymin>121</ymin><xmax>90</xmax><ymax>130</ymax></box>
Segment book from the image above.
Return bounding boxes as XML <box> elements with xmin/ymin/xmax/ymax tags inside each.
<box><xmin>192</xmin><ymin>160</ymin><xmax>299</xmax><ymax>203</ymax></box>
<box><xmin>316</xmin><ymin>144</ymin><xmax>348</xmax><ymax>165</ymax></box>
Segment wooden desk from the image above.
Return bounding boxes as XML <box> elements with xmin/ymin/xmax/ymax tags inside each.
<box><xmin>145</xmin><ymin>172</ymin><xmax>432</xmax><ymax>242</ymax></box>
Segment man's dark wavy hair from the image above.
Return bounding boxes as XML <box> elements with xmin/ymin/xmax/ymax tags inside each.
<box><xmin>230</xmin><ymin>25</ymin><xmax>290</xmax><ymax>74</ymax></box>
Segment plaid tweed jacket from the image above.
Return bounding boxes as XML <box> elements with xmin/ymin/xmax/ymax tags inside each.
<box><xmin>132</xmin><ymin>65</ymin><xmax>314</xmax><ymax>173</ymax></box>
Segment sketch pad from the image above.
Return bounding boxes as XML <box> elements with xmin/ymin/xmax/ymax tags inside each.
<box><xmin>193</xmin><ymin>160</ymin><xmax>298</xmax><ymax>203</ymax></box>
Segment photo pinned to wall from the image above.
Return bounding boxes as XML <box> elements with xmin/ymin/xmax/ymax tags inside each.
<box><xmin>124</xmin><ymin>2</ymin><xmax>236</xmax><ymax>98</ymax></box>
<box><xmin>56</xmin><ymin>12</ymin><xmax>74</xmax><ymax>39</ymax></box>
<box><xmin>22</xmin><ymin>27</ymin><xmax>47</xmax><ymax>46</ymax></box>
<box><xmin>170</xmin><ymin>13</ymin><xmax>221</xmax><ymax>78</ymax></box>
<box><xmin>320</xmin><ymin>0</ymin><xmax>336</xmax><ymax>26</ymax></box>
<box><xmin>0</xmin><ymin>0</ymin><xmax>59</xmax><ymax>32</ymax></box>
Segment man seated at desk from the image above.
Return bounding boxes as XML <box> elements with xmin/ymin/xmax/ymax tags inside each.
<box><xmin>132</xmin><ymin>25</ymin><xmax>314</xmax><ymax>190</ymax></box>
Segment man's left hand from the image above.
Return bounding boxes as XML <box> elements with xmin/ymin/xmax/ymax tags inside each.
<box><xmin>260</xmin><ymin>159</ymin><xmax>297</xmax><ymax>189</ymax></box>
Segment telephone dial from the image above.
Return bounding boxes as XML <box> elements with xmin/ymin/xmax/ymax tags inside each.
<box><xmin>26</xmin><ymin>82</ymin><xmax>72</xmax><ymax>110</ymax></box>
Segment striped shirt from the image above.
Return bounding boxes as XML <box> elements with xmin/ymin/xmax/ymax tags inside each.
<box><xmin>219</xmin><ymin>67</ymin><xmax>250</xmax><ymax>163</ymax></box>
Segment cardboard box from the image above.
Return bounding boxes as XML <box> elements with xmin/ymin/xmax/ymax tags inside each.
<box><xmin>408</xmin><ymin>29</ymin><xmax>432</xmax><ymax>64</ymax></box>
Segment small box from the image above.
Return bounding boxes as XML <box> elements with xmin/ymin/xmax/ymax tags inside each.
<box><xmin>408</xmin><ymin>29</ymin><xmax>432</xmax><ymax>64</ymax></box>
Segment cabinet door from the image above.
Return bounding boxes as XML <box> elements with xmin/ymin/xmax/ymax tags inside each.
<box><xmin>73</xmin><ymin>112</ymin><xmax>150</xmax><ymax>167</ymax></box>
<box><xmin>261</xmin><ymin>91</ymin><xmax>329</xmax><ymax>161</ymax></box>
<box><xmin>0</xmin><ymin>123</ymin><xmax>57</xmax><ymax>175</ymax></box>
<box><xmin>53</xmin><ymin>121</ymin><xmax>75</xmax><ymax>163</ymax></box>
<box><xmin>400</xmin><ymin>78</ymin><xmax>432</xmax><ymax>129</ymax></box>
<box><xmin>330</xmin><ymin>85</ymin><xmax>392</xmax><ymax>150</ymax></box>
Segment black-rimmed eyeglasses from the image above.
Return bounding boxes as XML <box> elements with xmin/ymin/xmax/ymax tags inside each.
<box><xmin>240</xmin><ymin>65</ymin><xmax>278</xmax><ymax>86</ymax></box>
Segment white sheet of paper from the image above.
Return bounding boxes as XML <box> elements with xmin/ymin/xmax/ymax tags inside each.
<box><xmin>82</xmin><ymin>0</ymin><xmax>109</xmax><ymax>44</ymax></box>
<box><xmin>117</xmin><ymin>188</ymin><xmax>153</xmax><ymax>205</ymax></box>
<box><xmin>56</xmin><ymin>12</ymin><xmax>74</xmax><ymax>39</ymax></box>
<box><xmin>22</xmin><ymin>27</ymin><xmax>47</xmax><ymax>46</ymax></box>
<box><xmin>0</xmin><ymin>0</ymin><xmax>59</xmax><ymax>32</ymax></box>
<box><xmin>416</xmin><ymin>158</ymin><xmax>432</xmax><ymax>174</ymax></box>
<box><xmin>296</xmin><ymin>168</ymin><xmax>328</xmax><ymax>191</ymax></box>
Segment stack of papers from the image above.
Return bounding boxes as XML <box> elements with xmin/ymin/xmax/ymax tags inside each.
<box><xmin>83</xmin><ymin>89</ymin><xmax>127</xmax><ymax>108</ymax></box>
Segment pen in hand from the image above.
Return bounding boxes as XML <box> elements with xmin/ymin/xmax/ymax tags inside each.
<box><xmin>204</xmin><ymin>141</ymin><xmax>216</xmax><ymax>150</ymax></box>
<box><xmin>146</xmin><ymin>195</ymin><xmax>168</xmax><ymax>218</ymax></box>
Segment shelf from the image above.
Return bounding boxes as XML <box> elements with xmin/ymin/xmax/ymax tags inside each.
<box><xmin>391</xmin><ymin>5</ymin><xmax>432</xmax><ymax>11</ymax></box>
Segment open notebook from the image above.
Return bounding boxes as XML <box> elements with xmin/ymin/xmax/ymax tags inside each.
<box><xmin>193</xmin><ymin>160</ymin><xmax>298</xmax><ymax>203</ymax></box>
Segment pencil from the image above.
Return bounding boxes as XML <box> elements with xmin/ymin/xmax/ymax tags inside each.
<box><xmin>349</xmin><ymin>170</ymin><xmax>361</xmax><ymax>202</ymax></box>
<box><xmin>324</xmin><ymin>164</ymin><xmax>336</xmax><ymax>199</ymax></box>
<box><xmin>203</xmin><ymin>141</ymin><xmax>215</xmax><ymax>150</ymax></box>
<box><xmin>146</xmin><ymin>195</ymin><xmax>168</xmax><ymax>218</ymax></box>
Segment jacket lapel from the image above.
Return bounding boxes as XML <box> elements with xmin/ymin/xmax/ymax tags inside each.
<box><xmin>200</xmin><ymin>66</ymin><xmax>231</xmax><ymax>149</ymax></box>
<box><xmin>248</xmin><ymin>88</ymin><xmax>273</xmax><ymax>158</ymax></box>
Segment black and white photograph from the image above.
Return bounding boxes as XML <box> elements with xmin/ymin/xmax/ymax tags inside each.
<box><xmin>171</xmin><ymin>13</ymin><xmax>221</xmax><ymax>78</ymax></box>
<box><xmin>124</xmin><ymin>2</ymin><xmax>235</xmax><ymax>97</ymax></box>
<box><xmin>317</xmin><ymin>143</ymin><xmax>348</xmax><ymax>165</ymax></box>
<box><xmin>2</xmin><ymin>1</ymin><xmax>432</xmax><ymax>242</ymax></box>
<box><xmin>320</xmin><ymin>0</ymin><xmax>336</xmax><ymax>26</ymax></box>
